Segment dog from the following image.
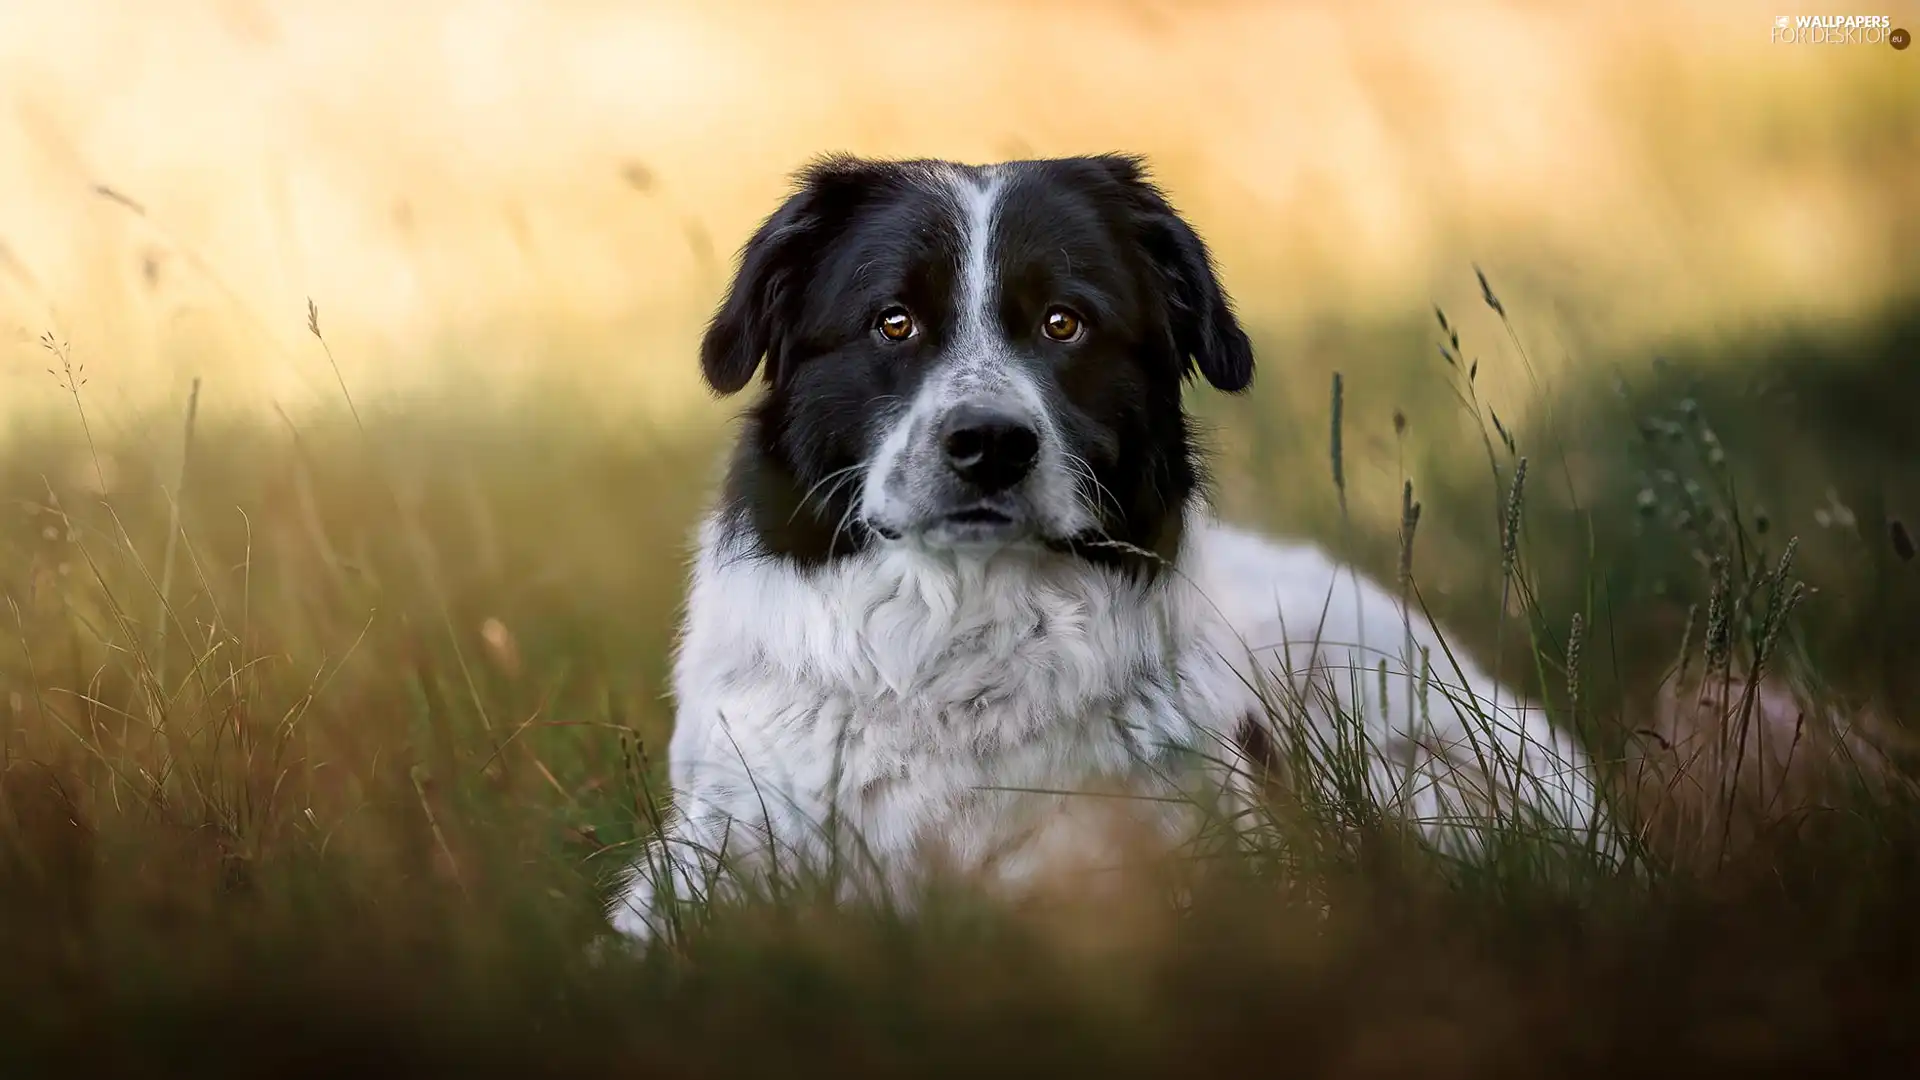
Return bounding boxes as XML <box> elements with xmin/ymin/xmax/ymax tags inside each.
<box><xmin>608</xmin><ymin>154</ymin><xmax>1615</xmax><ymax>944</ymax></box>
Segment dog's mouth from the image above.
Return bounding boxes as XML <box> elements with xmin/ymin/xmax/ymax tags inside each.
<box><xmin>870</xmin><ymin>502</ymin><xmax>1035</xmax><ymax>548</ymax></box>
<box><xmin>942</xmin><ymin>506</ymin><xmax>1015</xmax><ymax>526</ymax></box>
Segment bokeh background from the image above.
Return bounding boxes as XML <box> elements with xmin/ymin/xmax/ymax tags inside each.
<box><xmin>1</xmin><ymin>0</ymin><xmax>1917</xmax><ymax>894</ymax></box>
<box><xmin>5</xmin><ymin>0</ymin><xmax>1916</xmax><ymax>412</ymax></box>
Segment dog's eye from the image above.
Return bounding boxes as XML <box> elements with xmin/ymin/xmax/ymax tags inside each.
<box><xmin>875</xmin><ymin>306</ymin><xmax>917</xmax><ymax>342</ymax></box>
<box><xmin>1041</xmin><ymin>306</ymin><xmax>1084</xmax><ymax>343</ymax></box>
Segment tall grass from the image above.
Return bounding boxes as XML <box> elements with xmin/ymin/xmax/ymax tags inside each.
<box><xmin>3</xmin><ymin>272</ymin><xmax>1915</xmax><ymax>1071</ymax></box>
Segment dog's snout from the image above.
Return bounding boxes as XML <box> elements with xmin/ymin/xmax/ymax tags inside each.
<box><xmin>940</xmin><ymin>405</ymin><xmax>1039</xmax><ymax>494</ymax></box>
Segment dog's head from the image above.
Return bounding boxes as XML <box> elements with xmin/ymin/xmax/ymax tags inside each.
<box><xmin>704</xmin><ymin>154</ymin><xmax>1253</xmax><ymax>572</ymax></box>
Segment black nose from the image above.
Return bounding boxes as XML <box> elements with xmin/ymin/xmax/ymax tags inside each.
<box><xmin>940</xmin><ymin>405</ymin><xmax>1040</xmax><ymax>493</ymax></box>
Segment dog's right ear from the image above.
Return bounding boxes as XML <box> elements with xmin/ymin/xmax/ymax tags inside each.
<box><xmin>1090</xmin><ymin>154</ymin><xmax>1255</xmax><ymax>395</ymax></box>
<box><xmin>700</xmin><ymin>155</ymin><xmax>880</xmax><ymax>396</ymax></box>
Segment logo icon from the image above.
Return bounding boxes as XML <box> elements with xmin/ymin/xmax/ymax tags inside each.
<box><xmin>1775</xmin><ymin>15</ymin><xmax>1792</xmax><ymax>30</ymax></box>
<box><xmin>1893</xmin><ymin>27</ymin><xmax>1911</xmax><ymax>49</ymax></box>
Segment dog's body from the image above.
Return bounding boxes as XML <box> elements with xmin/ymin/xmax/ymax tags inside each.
<box><xmin>610</xmin><ymin>155</ymin><xmax>1611</xmax><ymax>943</ymax></box>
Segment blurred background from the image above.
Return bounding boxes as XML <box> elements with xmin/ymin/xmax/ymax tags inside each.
<box><xmin>4</xmin><ymin>0</ymin><xmax>1915</xmax><ymax>411</ymax></box>
<box><xmin>0</xmin><ymin>0</ymin><xmax>1916</xmax><ymax>829</ymax></box>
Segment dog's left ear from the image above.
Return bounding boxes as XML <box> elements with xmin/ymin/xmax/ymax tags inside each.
<box><xmin>1096</xmin><ymin>155</ymin><xmax>1255</xmax><ymax>393</ymax></box>
<box><xmin>701</xmin><ymin>155</ymin><xmax>887</xmax><ymax>395</ymax></box>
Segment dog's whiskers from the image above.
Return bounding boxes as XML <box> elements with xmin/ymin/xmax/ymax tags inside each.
<box><xmin>791</xmin><ymin>462</ymin><xmax>868</xmax><ymax>527</ymax></box>
<box><xmin>1061</xmin><ymin>450</ymin><xmax>1122</xmax><ymax>528</ymax></box>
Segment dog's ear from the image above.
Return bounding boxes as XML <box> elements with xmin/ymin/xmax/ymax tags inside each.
<box><xmin>1095</xmin><ymin>154</ymin><xmax>1255</xmax><ymax>394</ymax></box>
<box><xmin>700</xmin><ymin>155</ymin><xmax>882</xmax><ymax>395</ymax></box>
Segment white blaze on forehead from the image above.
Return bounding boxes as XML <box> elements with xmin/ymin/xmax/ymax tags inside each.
<box><xmin>949</xmin><ymin>164</ymin><xmax>1006</xmax><ymax>342</ymax></box>
<box><xmin>936</xmin><ymin>164</ymin><xmax>1039</xmax><ymax>410</ymax></box>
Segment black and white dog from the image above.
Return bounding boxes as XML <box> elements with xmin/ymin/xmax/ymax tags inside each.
<box><xmin>609</xmin><ymin>155</ymin><xmax>1614</xmax><ymax>942</ymax></box>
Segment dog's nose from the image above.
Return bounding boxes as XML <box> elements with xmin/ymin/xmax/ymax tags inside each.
<box><xmin>940</xmin><ymin>405</ymin><xmax>1040</xmax><ymax>493</ymax></box>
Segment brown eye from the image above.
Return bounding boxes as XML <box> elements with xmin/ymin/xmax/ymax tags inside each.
<box><xmin>876</xmin><ymin>307</ymin><xmax>916</xmax><ymax>342</ymax></box>
<box><xmin>1041</xmin><ymin>306</ymin><xmax>1083</xmax><ymax>343</ymax></box>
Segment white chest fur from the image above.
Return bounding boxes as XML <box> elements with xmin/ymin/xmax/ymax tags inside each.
<box><xmin>609</xmin><ymin>508</ymin><xmax>1613</xmax><ymax>942</ymax></box>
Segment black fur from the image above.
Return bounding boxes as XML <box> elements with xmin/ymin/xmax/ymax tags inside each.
<box><xmin>699</xmin><ymin>154</ymin><xmax>1255</xmax><ymax>573</ymax></box>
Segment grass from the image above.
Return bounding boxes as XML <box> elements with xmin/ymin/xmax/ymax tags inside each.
<box><xmin>2</xmin><ymin>276</ymin><xmax>1917</xmax><ymax>1073</ymax></box>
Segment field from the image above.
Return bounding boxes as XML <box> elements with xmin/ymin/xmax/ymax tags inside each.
<box><xmin>3</xmin><ymin>1</ymin><xmax>1918</xmax><ymax>1072</ymax></box>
